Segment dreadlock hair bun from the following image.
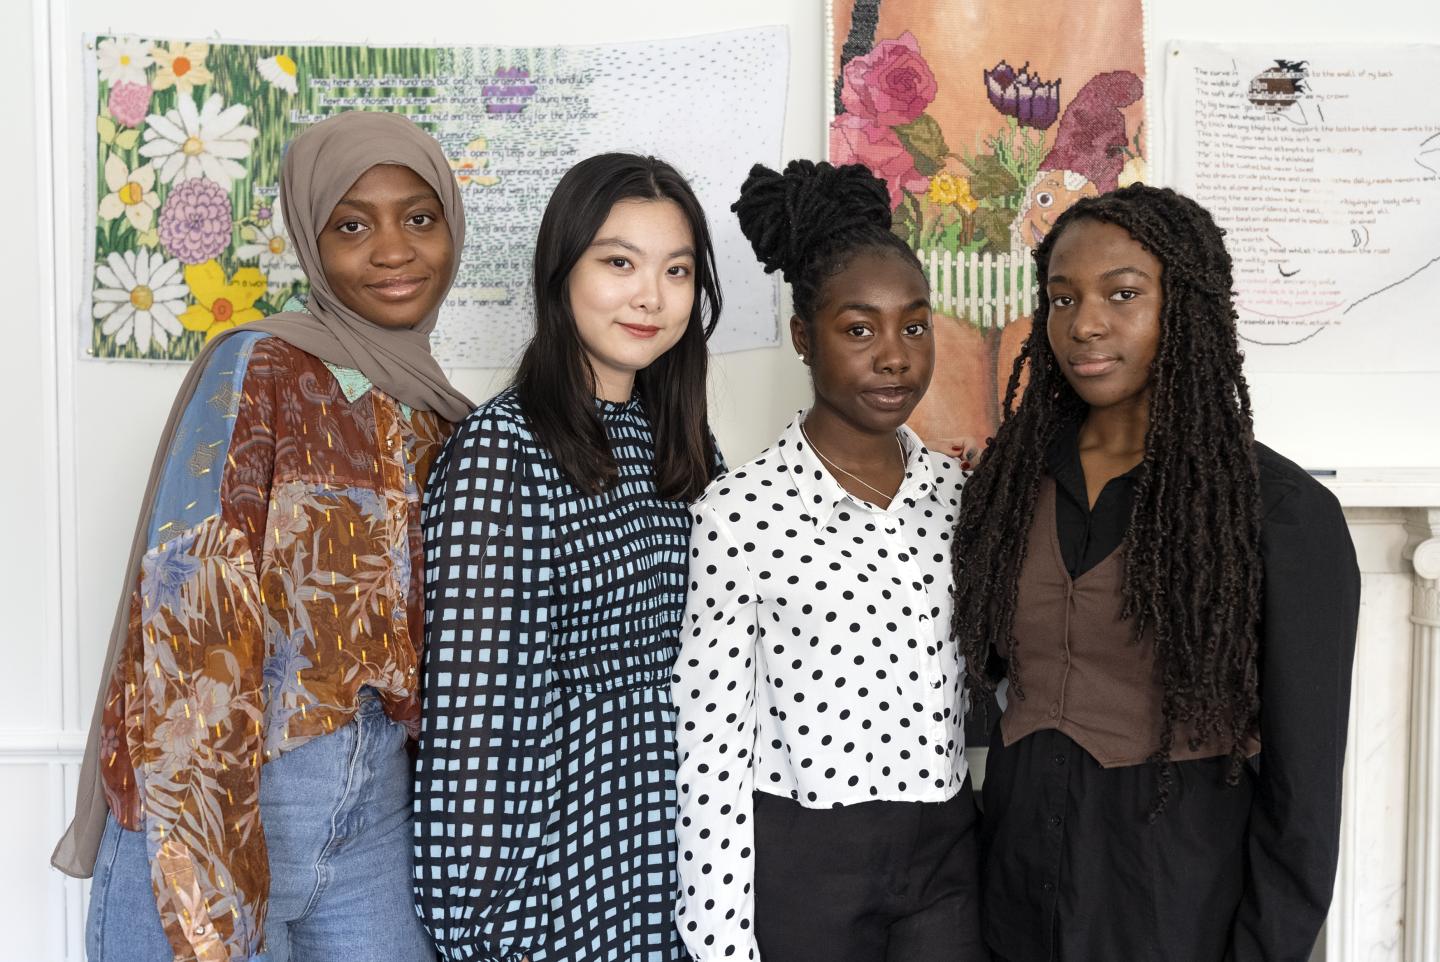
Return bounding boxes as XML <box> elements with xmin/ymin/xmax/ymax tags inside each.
<box><xmin>731</xmin><ymin>160</ymin><xmax>917</xmax><ymax>321</ymax></box>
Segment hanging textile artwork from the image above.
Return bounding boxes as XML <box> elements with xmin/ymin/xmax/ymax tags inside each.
<box><xmin>82</xmin><ymin>29</ymin><xmax>788</xmax><ymax>365</ymax></box>
<box><xmin>827</xmin><ymin>0</ymin><xmax>1147</xmax><ymax>451</ymax></box>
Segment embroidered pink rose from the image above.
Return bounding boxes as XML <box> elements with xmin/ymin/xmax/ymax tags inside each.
<box><xmin>840</xmin><ymin>32</ymin><xmax>938</xmax><ymax>127</ymax></box>
<box><xmin>830</xmin><ymin>114</ymin><xmax>929</xmax><ymax>209</ymax></box>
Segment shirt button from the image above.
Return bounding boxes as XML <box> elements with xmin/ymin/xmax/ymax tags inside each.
<box><xmin>1041</xmin><ymin>881</ymin><xmax>1055</xmax><ymax>893</ymax></box>
<box><xmin>1053</xmin><ymin>753</ymin><xmax>1066</xmax><ymax>767</ymax></box>
<box><xmin>1048</xmin><ymin>702</ymin><xmax>1060</xmax><ymax>718</ymax></box>
<box><xmin>1048</xmin><ymin>815</ymin><xmax>1062</xmax><ymax>828</ymax></box>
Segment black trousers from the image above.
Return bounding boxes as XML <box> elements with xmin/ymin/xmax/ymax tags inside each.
<box><xmin>753</xmin><ymin>778</ymin><xmax>985</xmax><ymax>962</ymax></box>
<box><xmin>979</xmin><ymin>727</ymin><xmax>1254</xmax><ymax>962</ymax></box>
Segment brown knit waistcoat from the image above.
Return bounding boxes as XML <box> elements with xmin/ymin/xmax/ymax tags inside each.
<box><xmin>999</xmin><ymin>477</ymin><xmax>1256</xmax><ymax>767</ymax></box>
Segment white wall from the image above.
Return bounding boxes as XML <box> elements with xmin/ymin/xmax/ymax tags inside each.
<box><xmin>5</xmin><ymin>0</ymin><xmax>1439</xmax><ymax>959</ymax></box>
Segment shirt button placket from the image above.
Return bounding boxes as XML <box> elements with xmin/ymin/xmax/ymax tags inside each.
<box><xmin>889</xmin><ymin>520</ymin><xmax>944</xmax><ymax>737</ymax></box>
<box><xmin>1042</xmin><ymin>734</ymin><xmax>1070</xmax><ymax>914</ymax></box>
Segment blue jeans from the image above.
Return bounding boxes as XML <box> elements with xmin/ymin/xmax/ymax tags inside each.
<box><xmin>86</xmin><ymin>690</ymin><xmax>435</xmax><ymax>961</ymax></box>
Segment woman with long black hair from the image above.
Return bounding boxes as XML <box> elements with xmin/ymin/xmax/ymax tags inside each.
<box><xmin>413</xmin><ymin>153</ymin><xmax>723</xmax><ymax>962</ymax></box>
<box><xmin>954</xmin><ymin>184</ymin><xmax>1359</xmax><ymax>962</ymax></box>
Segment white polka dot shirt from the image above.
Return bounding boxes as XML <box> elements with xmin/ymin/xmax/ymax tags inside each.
<box><xmin>672</xmin><ymin>414</ymin><xmax>970</xmax><ymax>961</ymax></box>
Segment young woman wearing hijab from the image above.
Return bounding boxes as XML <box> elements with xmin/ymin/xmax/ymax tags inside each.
<box><xmin>412</xmin><ymin>153</ymin><xmax>722</xmax><ymax>962</ymax></box>
<box><xmin>53</xmin><ymin>110</ymin><xmax>470</xmax><ymax>962</ymax></box>
<box><xmin>672</xmin><ymin>160</ymin><xmax>982</xmax><ymax>962</ymax></box>
<box><xmin>952</xmin><ymin>185</ymin><xmax>1360</xmax><ymax>962</ymax></box>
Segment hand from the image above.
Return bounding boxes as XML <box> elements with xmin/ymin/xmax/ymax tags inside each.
<box><xmin>930</xmin><ymin>435</ymin><xmax>983</xmax><ymax>472</ymax></box>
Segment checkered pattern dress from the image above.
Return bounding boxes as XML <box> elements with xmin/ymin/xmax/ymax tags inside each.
<box><xmin>414</xmin><ymin>388</ymin><xmax>694</xmax><ymax>962</ymax></box>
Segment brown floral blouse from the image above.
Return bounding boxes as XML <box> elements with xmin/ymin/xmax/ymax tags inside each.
<box><xmin>95</xmin><ymin>331</ymin><xmax>451</xmax><ymax>961</ymax></box>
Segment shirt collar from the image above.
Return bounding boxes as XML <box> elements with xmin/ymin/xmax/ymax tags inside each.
<box><xmin>779</xmin><ymin>412</ymin><xmax>937</xmax><ymax>529</ymax></box>
<box><xmin>323</xmin><ymin>362</ymin><xmax>413</xmax><ymax>422</ymax></box>
<box><xmin>595</xmin><ymin>391</ymin><xmax>645</xmax><ymax>421</ymax></box>
<box><xmin>1046</xmin><ymin>417</ymin><xmax>1143</xmax><ymax>507</ymax></box>
<box><xmin>325</xmin><ymin>362</ymin><xmax>374</xmax><ymax>405</ymax></box>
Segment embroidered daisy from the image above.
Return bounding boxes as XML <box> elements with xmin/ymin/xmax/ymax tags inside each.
<box><xmin>97</xmin><ymin>154</ymin><xmax>160</xmax><ymax>231</ymax></box>
<box><xmin>235</xmin><ymin>205</ymin><xmax>304</xmax><ymax>291</ymax></box>
<box><xmin>139</xmin><ymin>92</ymin><xmax>258</xmax><ymax>188</ymax></box>
<box><xmin>92</xmin><ymin>249</ymin><xmax>187</xmax><ymax>352</ymax></box>
<box><xmin>96</xmin><ymin>37</ymin><xmax>154</xmax><ymax>87</ymax></box>
<box><xmin>151</xmin><ymin>41</ymin><xmax>213</xmax><ymax>93</ymax></box>
<box><xmin>257</xmin><ymin>54</ymin><xmax>300</xmax><ymax>95</ymax></box>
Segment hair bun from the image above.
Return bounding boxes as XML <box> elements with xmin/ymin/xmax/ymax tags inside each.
<box><xmin>731</xmin><ymin>160</ymin><xmax>892</xmax><ymax>281</ymax></box>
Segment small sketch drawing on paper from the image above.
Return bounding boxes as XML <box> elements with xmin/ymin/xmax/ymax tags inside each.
<box><xmin>1416</xmin><ymin>130</ymin><xmax>1440</xmax><ymax>176</ymax></box>
<box><xmin>1345</xmin><ymin>253</ymin><xmax>1440</xmax><ymax>314</ymax></box>
<box><xmin>1248</xmin><ymin>59</ymin><xmax>1311</xmax><ymax>121</ymax></box>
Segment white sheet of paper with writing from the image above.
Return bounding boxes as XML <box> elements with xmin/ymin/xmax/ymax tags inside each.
<box><xmin>1163</xmin><ymin>41</ymin><xmax>1440</xmax><ymax>372</ymax></box>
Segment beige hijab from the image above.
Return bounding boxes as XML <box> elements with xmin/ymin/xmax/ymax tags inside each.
<box><xmin>53</xmin><ymin>111</ymin><xmax>472</xmax><ymax>876</ymax></box>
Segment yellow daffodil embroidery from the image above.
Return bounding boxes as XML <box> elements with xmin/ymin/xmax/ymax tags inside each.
<box><xmin>449</xmin><ymin>138</ymin><xmax>501</xmax><ymax>188</ymax></box>
<box><xmin>928</xmin><ymin>172</ymin><xmax>979</xmax><ymax>214</ymax></box>
<box><xmin>98</xmin><ymin>153</ymin><xmax>161</xmax><ymax>231</ymax></box>
<box><xmin>181</xmin><ymin>261</ymin><xmax>267</xmax><ymax>340</ymax></box>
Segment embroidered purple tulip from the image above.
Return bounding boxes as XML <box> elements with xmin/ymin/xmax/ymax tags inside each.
<box><xmin>158</xmin><ymin>177</ymin><xmax>233</xmax><ymax>265</ymax></box>
<box><xmin>984</xmin><ymin>61</ymin><xmax>1061</xmax><ymax>130</ymax></box>
<box><xmin>484</xmin><ymin>67</ymin><xmax>538</xmax><ymax>114</ymax></box>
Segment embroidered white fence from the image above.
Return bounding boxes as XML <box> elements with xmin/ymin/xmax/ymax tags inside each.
<box><xmin>917</xmin><ymin>247</ymin><xmax>1036</xmax><ymax>328</ymax></box>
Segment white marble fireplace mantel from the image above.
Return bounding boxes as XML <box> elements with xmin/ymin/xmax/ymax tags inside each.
<box><xmin>1317</xmin><ymin>471</ymin><xmax>1440</xmax><ymax>962</ymax></box>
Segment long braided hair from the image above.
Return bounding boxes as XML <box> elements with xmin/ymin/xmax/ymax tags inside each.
<box><xmin>952</xmin><ymin>184</ymin><xmax>1263</xmax><ymax>814</ymax></box>
<box><xmin>731</xmin><ymin>160</ymin><xmax>923</xmax><ymax>326</ymax></box>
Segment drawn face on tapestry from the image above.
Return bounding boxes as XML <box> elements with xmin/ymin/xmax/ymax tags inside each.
<box><xmin>1015</xmin><ymin>170</ymin><xmax>1100</xmax><ymax>250</ymax></box>
<box><xmin>567</xmin><ymin>198</ymin><xmax>696</xmax><ymax>401</ymax></box>
<box><xmin>792</xmin><ymin>249</ymin><xmax>934</xmax><ymax>435</ymax></box>
<box><xmin>316</xmin><ymin>164</ymin><xmax>455</xmax><ymax>330</ymax></box>
<box><xmin>1045</xmin><ymin>218</ymin><xmax>1163</xmax><ymax>412</ymax></box>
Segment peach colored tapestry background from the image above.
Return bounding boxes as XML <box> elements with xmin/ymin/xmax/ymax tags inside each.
<box><xmin>829</xmin><ymin>0</ymin><xmax>1146</xmax><ymax>454</ymax></box>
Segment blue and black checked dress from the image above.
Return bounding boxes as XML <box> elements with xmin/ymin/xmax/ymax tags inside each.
<box><xmin>414</xmin><ymin>388</ymin><xmax>699</xmax><ymax>962</ymax></box>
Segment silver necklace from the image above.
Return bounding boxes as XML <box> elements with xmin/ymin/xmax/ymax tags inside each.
<box><xmin>800</xmin><ymin>419</ymin><xmax>905</xmax><ymax>504</ymax></box>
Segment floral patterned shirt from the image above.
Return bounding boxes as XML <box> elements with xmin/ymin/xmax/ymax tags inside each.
<box><xmin>96</xmin><ymin>331</ymin><xmax>452</xmax><ymax>961</ymax></box>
